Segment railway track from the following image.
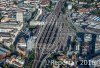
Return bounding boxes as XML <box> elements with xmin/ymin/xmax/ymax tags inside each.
<box><xmin>32</xmin><ymin>0</ymin><xmax>71</xmax><ymax>68</ymax></box>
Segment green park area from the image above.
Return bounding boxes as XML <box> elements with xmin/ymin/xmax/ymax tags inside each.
<box><xmin>24</xmin><ymin>50</ymin><xmax>35</xmax><ymax>68</ymax></box>
<box><xmin>45</xmin><ymin>1</ymin><xmax>54</xmax><ymax>12</ymax></box>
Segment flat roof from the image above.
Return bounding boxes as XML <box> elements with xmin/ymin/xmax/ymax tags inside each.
<box><xmin>0</xmin><ymin>47</ymin><xmax>10</xmax><ymax>55</ymax></box>
<box><xmin>0</xmin><ymin>51</ymin><xmax>6</xmax><ymax>55</ymax></box>
<box><xmin>0</xmin><ymin>21</ymin><xmax>19</xmax><ymax>25</ymax></box>
<box><xmin>0</xmin><ymin>47</ymin><xmax>10</xmax><ymax>53</ymax></box>
<box><xmin>0</xmin><ymin>32</ymin><xmax>12</xmax><ymax>37</ymax></box>
<box><xmin>40</xmin><ymin>0</ymin><xmax>50</xmax><ymax>5</ymax></box>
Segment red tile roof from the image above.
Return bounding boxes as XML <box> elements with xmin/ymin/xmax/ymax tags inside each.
<box><xmin>40</xmin><ymin>0</ymin><xmax>50</xmax><ymax>5</ymax></box>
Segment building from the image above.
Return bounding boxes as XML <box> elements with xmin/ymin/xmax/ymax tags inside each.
<box><xmin>0</xmin><ymin>47</ymin><xmax>11</xmax><ymax>60</ymax></box>
<box><xmin>16</xmin><ymin>12</ymin><xmax>23</xmax><ymax>22</ymax></box>
<box><xmin>16</xmin><ymin>37</ymin><xmax>27</xmax><ymax>56</ymax></box>
<box><xmin>29</xmin><ymin>8</ymin><xmax>45</xmax><ymax>26</ymax></box>
<box><xmin>68</xmin><ymin>4</ymin><xmax>72</xmax><ymax>10</ymax></box>
<box><xmin>95</xmin><ymin>35</ymin><xmax>100</xmax><ymax>53</ymax></box>
<box><xmin>17</xmin><ymin>38</ymin><xmax>26</xmax><ymax>47</ymax></box>
<box><xmin>3</xmin><ymin>38</ymin><xmax>13</xmax><ymax>47</ymax></box>
<box><xmin>0</xmin><ymin>28</ymin><xmax>15</xmax><ymax>33</ymax></box>
<box><xmin>51</xmin><ymin>0</ymin><xmax>59</xmax><ymax>3</ymax></box>
<box><xmin>0</xmin><ymin>21</ymin><xmax>23</xmax><ymax>29</ymax></box>
<box><xmin>0</xmin><ymin>12</ymin><xmax>23</xmax><ymax>47</ymax></box>
<box><xmin>6</xmin><ymin>56</ymin><xmax>25</xmax><ymax>68</ymax></box>
<box><xmin>79</xmin><ymin>2</ymin><xmax>87</xmax><ymax>5</ymax></box>
<box><xmin>40</xmin><ymin>0</ymin><xmax>50</xmax><ymax>7</ymax></box>
<box><xmin>90</xmin><ymin>55</ymin><xmax>100</xmax><ymax>68</ymax></box>
<box><xmin>78</xmin><ymin>8</ymin><xmax>96</xmax><ymax>13</ymax></box>
<box><xmin>34</xmin><ymin>8</ymin><xmax>42</xmax><ymax>21</ymax></box>
<box><xmin>26</xmin><ymin>0</ymin><xmax>39</xmax><ymax>3</ymax></box>
<box><xmin>77</xmin><ymin>32</ymin><xmax>97</xmax><ymax>57</ymax></box>
<box><xmin>84</xmin><ymin>34</ymin><xmax>92</xmax><ymax>42</ymax></box>
<box><xmin>27</xmin><ymin>37</ymin><xmax>37</xmax><ymax>51</ymax></box>
<box><xmin>0</xmin><ymin>32</ymin><xmax>14</xmax><ymax>42</ymax></box>
<box><xmin>30</xmin><ymin>20</ymin><xmax>45</xmax><ymax>26</ymax></box>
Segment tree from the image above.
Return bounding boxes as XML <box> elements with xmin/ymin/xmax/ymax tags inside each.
<box><xmin>71</xmin><ymin>36</ymin><xmax>77</xmax><ymax>51</ymax></box>
<box><xmin>91</xmin><ymin>3</ymin><xmax>97</xmax><ymax>8</ymax></box>
<box><xmin>49</xmin><ymin>1</ymin><xmax>52</xmax><ymax>9</ymax></box>
<box><xmin>28</xmin><ymin>51</ymin><xmax>35</xmax><ymax>60</ymax></box>
<box><xmin>0</xmin><ymin>12</ymin><xmax>3</xmax><ymax>22</ymax></box>
<box><xmin>90</xmin><ymin>10</ymin><xmax>100</xmax><ymax>16</ymax></box>
<box><xmin>45</xmin><ymin>1</ymin><xmax>53</xmax><ymax>12</ymax></box>
<box><xmin>0</xmin><ymin>12</ymin><xmax>1</xmax><ymax>18</ymax></box>
<box><xmin>64</xmin><ymin>1</ymin><xmax>68</xmax><ymax>8</ymax></box>
<box><xmin>62</xmin><ymin>51</ymin><xmax>67</xmax><ymax>55</ymax></box>
<box><xmin>72</xmin><ymin>5</ymin><xmax>78</xmax><ymax>12</ymax></box>
<box><xmin>82</xmin><ymin>4</ymin><xmax>90</xmax><ymax>8</ymax></box>
<box><xmin>10</xmin><ymin>44</ymin><xmax>16</xmax><ymax>52</ymax></box>
<box><xmin>13</xmin><ymin>1</ymin><xmax>18</xmax><ymax>5</ymax></box>
<box><xmin>79</xmin><ymin>0</ymin><xmax>94</xmax><ymax>3</ymax></box>
<box><xmin>61</xmin><ymin>7</ymin><xmax>66</xmax><ymax>14</ymax></box>
<box><xmin>3</xmin><ymin>64</ymin><xmax>8</xmax><ymax>68</ymax></box>
<box><xmin>24</xmin><ymin>50</ymin><xmax>35</xmax><ymax>68</ymax></box>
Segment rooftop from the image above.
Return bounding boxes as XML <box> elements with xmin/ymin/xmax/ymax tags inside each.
<box><xmin>40</xmin><ymin>0</ymin><xmax>50</xmax><ymax>6</ymax></box>
<box><xmin>19</xmin><ymin>37</ymin><xmax>26</xmax><ymax>43</ymax></box>
<box><xmin>0</xmin><ymin>47</ymin><xmax>10</xmax><ymax>55</ymax></box>
<box><xmin>6</xmin><ymin>56</ymin><xmax>24</xmax><ymax>67</ymax></box>
<box><xmin>0</xmin><ymin>32</ymin><xmax>13</xmax><ymax>37</ymax></box>
<box><xmin>0</xmin><ymin>21</ymin><xmax>19</xmax><ymax>25</ymax></box>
